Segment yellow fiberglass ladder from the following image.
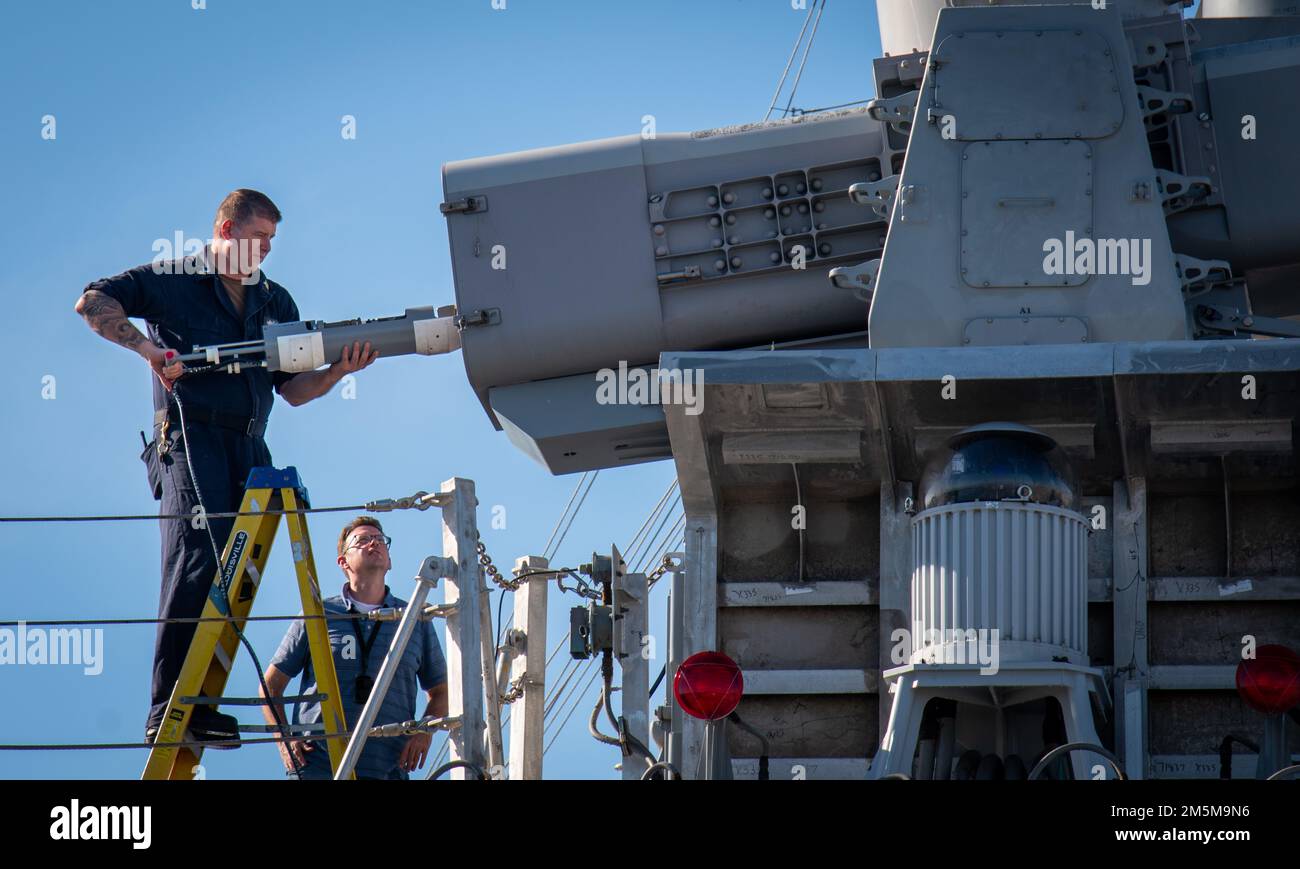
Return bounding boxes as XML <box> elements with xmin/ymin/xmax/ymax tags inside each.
<box><xmin>142</xmin><ymin>466</ymin><xmax>352</xmax><ymax>780</ymax></box>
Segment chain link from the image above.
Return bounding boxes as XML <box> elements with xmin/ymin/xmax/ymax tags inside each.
<box><xmin>647</xmin><ymin>553</ymin><xmax>681</xmax><ymax>586</ymax></box>
<box><xmin>477</xmin><ymin>532</ymin><xmax>672</xmax><ymax>597</ymax></box>
<box><xmin>500</xmin><ymin>678</ymin><xmax>526</xmax><ymax>705</ymax></box>
<box><xmin>476</xmin><ymin>531</ymin><xmax>520</xmax><ymax>591</ymax></box>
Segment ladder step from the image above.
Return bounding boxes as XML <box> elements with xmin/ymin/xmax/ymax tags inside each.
<box><xmin>239</xmin><ymin>723</ymin><xmax>326</xmax><ymax>735</ymax></box>
<box><xmin>179</xmin><ymin>693</ymin><xmax>328</xmax><ymax>706</ymax></box>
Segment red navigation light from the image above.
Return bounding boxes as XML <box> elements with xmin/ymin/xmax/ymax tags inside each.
<box><xmin>1236</xmin><ymin>644</ymin><xmax>1300</xmax><ymax>715</ymax></box>
<box><xmin>673</xmin><ymin>651</ymin><xmax>743</xmax><ymax>721</ymax></box>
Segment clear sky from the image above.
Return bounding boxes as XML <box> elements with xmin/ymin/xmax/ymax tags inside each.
<box><xmin>0</xmin><ymin>0</ymin><xmax>879</xmax><ymax>778</ymax></box>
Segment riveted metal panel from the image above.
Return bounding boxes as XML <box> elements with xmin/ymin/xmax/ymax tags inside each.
<box><xmin>961</xmin><ymin>139</ymin><xmax>1093</xmax><ymax>288</ymax></box>
<box><xmin>932</xmin><ymin>29</ymin><xmax>1125</xmax><ymax>141</ymax></box>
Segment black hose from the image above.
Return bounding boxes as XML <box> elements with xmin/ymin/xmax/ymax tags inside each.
<box><xmin>494</xmin><ymin>586</ymin><xmax>507</xmax><ymax>666</ymax></box>
<box><xmin>1218</xmin><ymin>733</ymin><xmax>1259</xmax><ymax>780</ymax></box>
<box><xmin>600</xmin><ymin>653</ymin><xmax>621</xmax><ymax>734</ymax></box>
<box><xmin>641</xmin><ymin>760</ymin><xmax>681</xmax><ymax>780</ymax></box>
<box><xmin>648</xmin><ymin>663</ymin><xmax>666</xmax><ymax>699</ymax></box>
<box><xmin>953</xmin><ymin>749</ymin><xmax>982</xmax><ymax>780</ymax></box>
<box><xmin>618</xmin><ymin>718</ymin><xmax>659</xmax><ymax>768</ymax></box>
<box><xmin>588</xmin><ymin>650</ymin><xmax>659</xmax><ymax>771</ymax></box>
<box><xmin>428</xmin><ymin>760</ymin><xmax>490</xmax><ymax>780</ymax></box>
<box><xmin>1028</xmin><ymin>742</ymin><xmax>1126</xmax><ymax>781</ymax></box>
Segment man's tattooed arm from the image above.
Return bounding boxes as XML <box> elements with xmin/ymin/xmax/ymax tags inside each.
<box><xmin>74</xmin><ymin>289</ymin><xmax>150</xmax><ymax>354</ymax></box>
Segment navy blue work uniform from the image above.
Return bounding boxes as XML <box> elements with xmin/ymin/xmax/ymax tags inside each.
<box><xmin>83</xmin><ymin>251</ymin><xmax>301</xmax><ymax>731</ymax></box>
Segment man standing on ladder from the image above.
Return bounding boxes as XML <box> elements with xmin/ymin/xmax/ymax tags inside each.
<box><xmin>74</xmin><ymin>189</ymin><xmax>379</xmax><ymax>745</ymax></box>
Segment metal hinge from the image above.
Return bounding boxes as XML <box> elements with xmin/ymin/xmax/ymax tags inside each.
<box><xmin>1155</xmin><ymin>170</ymin><xmax>1212</xmax><ymax>216</ymax></box>
<box><xmin>1174</xmin><ymin>254</ymin><xmax>1232</xmax><ymax>294</ymax></box>
<box><xmin>849</xmin><ymin>175</ymin><xmax>900</xmax><ymax>221</ymax></box>
<box><xmin>440</xmin><ymin>195</ymin><xmax>489</xmax><ymax>216</ymax></box>
<box><xmin>829</xmin><ymin>258</ymin><xmax>880</xmax><ymax>303</ymax></box>
<box><xmin>866</xmin><ymin>91</ymin><xmax>918</xmax><ymax>135</ymax></box>
<box><xmin>1135</xmin><ymin>86</ymin><xmax>1193</xmax><ymax>122</ymax></box>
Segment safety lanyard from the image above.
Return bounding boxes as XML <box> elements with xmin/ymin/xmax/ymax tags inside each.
<box><xmin>350</xmin><ymin>617</ymin><xmax>383</xmax><ymax>678</ymax></box>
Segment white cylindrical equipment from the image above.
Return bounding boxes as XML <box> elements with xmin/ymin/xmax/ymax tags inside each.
<box><xmin>910</xmin><ymin>500</ymin><xmax>1089</xmax><ymax>666</ymax></box>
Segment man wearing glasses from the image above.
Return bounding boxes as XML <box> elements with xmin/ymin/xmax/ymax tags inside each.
<box><xmin>259</xmin><ymin>516</ymin><xmax>449</xmax><ymax>779</ymax></box>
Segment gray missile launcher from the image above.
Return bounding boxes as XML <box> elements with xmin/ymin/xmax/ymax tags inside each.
<box><xmin>442</xmin><ymin>0</ymin><xmax>1300</xmax><ymax>780</ymax></box>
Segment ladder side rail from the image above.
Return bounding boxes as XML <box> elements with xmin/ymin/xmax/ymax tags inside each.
<box><xmin>281</xmin><ymin>488</ymin><xmax>355</xmax><ymax>779</ymax></box>
<box><xmin>142</xmin><ymin>486</ymin><xmax>281</xmax><ymax>779</ymax></box>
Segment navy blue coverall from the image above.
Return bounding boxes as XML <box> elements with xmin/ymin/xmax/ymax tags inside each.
<box><xmin>84</xmin><ymin>254</ymin><xmax>301</xmax><ymax>731</ymax></box>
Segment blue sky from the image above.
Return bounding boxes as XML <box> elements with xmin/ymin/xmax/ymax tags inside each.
<box><xmin>0</xmin><ymin>0</ymin><xmax>879</xmax><ymax>778</ymax></box>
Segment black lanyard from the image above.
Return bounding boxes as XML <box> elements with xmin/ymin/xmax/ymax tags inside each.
<box><xmin>350</xmin><ymin>618</ymin><xmax>383</xmax><ymax>676</ymax></box>
<box><xmin>349</xmin><ymin>597</ymin><xmax>385</xmax><ymax>704</ymax></box>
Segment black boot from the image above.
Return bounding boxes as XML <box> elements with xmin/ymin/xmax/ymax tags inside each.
<box><xmin>188</xmin><ymin>706</ymin><xmax>241</xmax><ymax>749</ymax></box>
<box><xmin>145</xmin><ymin>707</ymin><xmax>241</xmax><ymax>750</ymax></box>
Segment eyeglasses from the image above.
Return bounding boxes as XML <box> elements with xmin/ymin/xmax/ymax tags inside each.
<box><xmin>345</xmin><ymin>534</ymin><xmax>391</xmax><ymax>553</ymax></box>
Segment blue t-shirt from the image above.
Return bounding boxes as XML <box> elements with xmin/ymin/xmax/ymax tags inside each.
<box><xmin>269</xmin><ymin>585</ymin><xmax>447</xmax><ymax>779</ymax></box>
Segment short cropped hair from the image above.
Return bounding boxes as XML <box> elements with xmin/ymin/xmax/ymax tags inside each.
<box><xmin>214</xmin><ymin>188</ymin><xmax>282</xmax><ymax>230</ymax></box>
<box><xmin>338</xmin><ymin>516</ymin><xmax>385</xmax><ymax>557</ymax></box>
